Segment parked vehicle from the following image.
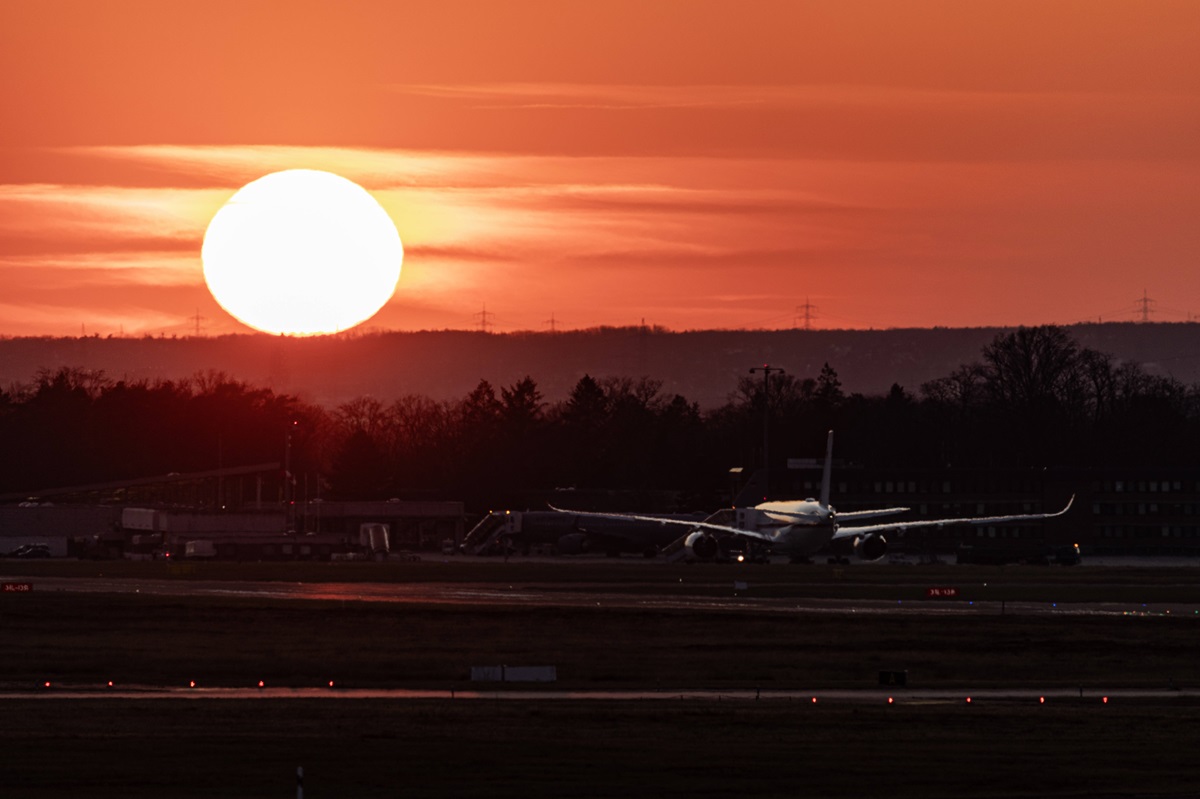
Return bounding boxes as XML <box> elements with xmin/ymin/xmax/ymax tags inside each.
<box><xmin>5</xmin><ymin>543</ymin><xmax>51</xmax><ymax>558</ymax></box>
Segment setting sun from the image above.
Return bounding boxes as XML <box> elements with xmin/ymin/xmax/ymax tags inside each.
<box><xmin>201</xmin><ymin>169</ymin><xmax>403</xmax><ymax>336</ymax></box>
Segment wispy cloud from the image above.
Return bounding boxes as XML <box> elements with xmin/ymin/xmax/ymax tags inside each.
<box><xmin>394</xmin><ymin>83</ymin><xmax>802</xmax><ymax>110</ymax></box>
<box><xmin>67</xmin><ymin>145</ymin><xmax>512</xmax><ymax>190</ymax></box>
<box><xmin>0</xmin><ymin>251</ymin><xmax>198</xmax><ymax>286</ymax></box>
<box><xmin>392</xmin><ymin>81</ymin><xmax>1200</xmax><ymax>120</ymax></box>
<box><xmin>0</xmin><ymin>184</ymin><xmax>226</xmax><ymax>252</ymax></box>
<box><xmin>8</xmin><ymin>147</ymin><xmax>867</xmax><ymax>299</ymax></box>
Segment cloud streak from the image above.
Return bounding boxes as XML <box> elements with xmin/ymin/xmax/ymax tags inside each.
<box><xmin>396</xmin><ymin>81</ymin><xmax>1198</xmax><ymax>110</ymax></box>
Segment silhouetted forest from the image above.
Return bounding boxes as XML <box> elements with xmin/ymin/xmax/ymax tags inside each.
<box><xmin>2</xmin><ymin>326</ymin><xmax>1198</xmax><ymax>510</ymax></box>
<box><xmin>3</xmin><ymin>322</ymin><xmax>1199</xmax><ymax>410</ymax></box>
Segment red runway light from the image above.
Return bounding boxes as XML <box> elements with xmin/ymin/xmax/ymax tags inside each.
<box><xmin>887</xmin><ymin>697</ymin><xmax>894</xmax><ymax>704</ymax></box>
<box><xmin>258</xmin><ymin>680</ymin><xmax>265</xmax><ymax>688</ymax></box>
<box><xmin>107</xmin><ymin>681</ymin><xmax>114</xmax><ymax>688</ymax></box>
<box><xmin>966</xmin><ymin>697</ymin><xmax>972</xmax><ymax>704</ymax></box>
<box><xmin>328</xmin><ymin>680</ymin><xmax>335</xmax><ymax>688</ymax></box>
<box><xmin>43</xmin><ymin>681</ymin><xmax>50</xmax><ymax>689</ymax></box>
<box><xmin>1103</xmin><ymin>696</ymin><xmax>1109</xmax><ymax>704</ymax></box>
<box><xmin>1039</xmin><ymin>696</ymin><xmax>1045</xmax><ymax>704</ymax></box>
<box><xmin>811</xmin><ymin>697</ymin><xmax>818</xmax><ymax>704</ymax></box>
<box><xmin>189</xmin><ymin>680</ymin><xmax>196</xmax><ymax>688</ymax></box>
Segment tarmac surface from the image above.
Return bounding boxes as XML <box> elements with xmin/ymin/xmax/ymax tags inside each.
<box><xmin>12</xmin><ymin>574</ymin><xmax>1200</xmax><ymax>619</ymax></box>
<box><xmin>6</xmin><ymin>685</ymin><xmax>1198</xmax><ymax>702</ymax></box>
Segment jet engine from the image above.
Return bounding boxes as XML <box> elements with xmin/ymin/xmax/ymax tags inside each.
<box><xmin>555</xmin><ymin>533</ymin><xmax>590</xmax><ymax>556</ymax></box>
<box><xmin>853</xmin><ymin>533</ymin><xmax>888</xmax><ymax>562</ymax></box>
<box><xmin>684</xmin><ymin>530</ymin><xmax>720</xmax><ymax>561</ymax></box>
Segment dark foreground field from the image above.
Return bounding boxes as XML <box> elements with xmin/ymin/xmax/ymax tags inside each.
<box><xmin>3</xmin><ymin>560</ymin><xmax>1200</xmax><ymax>797</ymax></box>
<box><xmin>7</xmin><ymin>698</ymin><xmax>1200</xmax><ymax>799</ymax></box>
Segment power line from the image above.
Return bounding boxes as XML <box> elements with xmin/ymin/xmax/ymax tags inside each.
<box><xmin>795</xmin><ymin>298</ymin><xmax>817</xmax><ymax>330</ymax></box>
<box><xmin>1136</xmin><ymin>289</ymin><xmax>1156</xmax><ymax>323</ymax></box>
<box><xmin>474</xmin><ymin>304</ymin><xmax>495</xmax><ymax>333</ymax></box>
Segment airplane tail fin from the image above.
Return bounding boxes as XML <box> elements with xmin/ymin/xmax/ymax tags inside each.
<box><xmin>819</xmin><ymin>430</ymin><xmax>833</xmax><ymax>509</ymax></box>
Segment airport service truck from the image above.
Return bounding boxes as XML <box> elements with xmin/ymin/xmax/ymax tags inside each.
<box><xmin>184</xmin><ymin>540</ymin><xmax>216</xmax><ymax>559</ymax></box>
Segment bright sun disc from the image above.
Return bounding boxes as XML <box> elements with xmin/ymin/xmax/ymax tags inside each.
<box><xmin>202</xmin><ymin>169</ymin><xmax>403</xmax><ymax>336</ymax></box>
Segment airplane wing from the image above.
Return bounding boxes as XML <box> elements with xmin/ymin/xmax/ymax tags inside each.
<box><xmin>831</xmin><ymin>495</ymin><xmax>1075</xmax><ymax>539</ymax></box>
<box><xmin>835</xmin><ymin>507</ymin><xmax>911</xmax><ymax>521</ymax></box>
<box><xmin>547</xmin><ymin>505</ymin><xmax>777</xmax><ymax>543</ymax></box>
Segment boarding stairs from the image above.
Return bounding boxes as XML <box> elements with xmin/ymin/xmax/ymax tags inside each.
<box><xmin>462</xmin><ymin>511</ymin><xmax>513</xmax><ymax>555</ymax></box>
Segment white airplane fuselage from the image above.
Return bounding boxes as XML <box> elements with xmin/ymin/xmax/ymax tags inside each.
<box><xmin>737</xmin><ymin>499</ymin><xmax>838</xmax><ymax>558</ymax></box>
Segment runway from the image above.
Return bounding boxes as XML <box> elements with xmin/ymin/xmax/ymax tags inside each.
<box><xmin>11</xmin><ymin>575</ymin><xmax>1200</xmax><ymax>618</ymax></box>
<box><xmin>4</xmin><ymin>685</ymin><xmax>1197</xmax><ymax>703</ymax></box>
<box><xmin>6</xmin><ymin>565</ymin><xmax>1200</xmax><ymax>799</ymax></box>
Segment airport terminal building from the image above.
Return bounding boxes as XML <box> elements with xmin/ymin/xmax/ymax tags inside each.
<box><xmin>0</xmin><ymin>500</ymin><xmax>464</xmax><ymax>562</ymax></box>
<box><xmin>0</xmin><ymin>463</ymin><xmax>465</xmax><ymax>560</ymax></box>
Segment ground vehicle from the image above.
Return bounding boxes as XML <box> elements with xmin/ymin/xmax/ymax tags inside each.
<box><xmin>5</xmin><ymin>543</ymin><xmax>51</xmax><ymax>558</ymax></box>
<box><xmin>185</xmin><ymin>540</ymin><xmax>216</xmax><ymax>559</ymax></box>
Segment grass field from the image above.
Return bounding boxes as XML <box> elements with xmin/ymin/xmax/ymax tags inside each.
<box><xmin>3</xmin><ymin>560</ymin><xmax>1200</xmax><ymax>797</ymax></box>
<box><xmin>7</xmin><ymin>698</ymin><xmax>1200</xmax><ymax>799</ymax></box>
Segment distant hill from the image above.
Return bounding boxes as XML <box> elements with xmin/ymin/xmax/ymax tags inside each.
<box><xmin>2</xmin><ymin>323</ymin><xmax>1198</xmax><ymax>409</ymax></box>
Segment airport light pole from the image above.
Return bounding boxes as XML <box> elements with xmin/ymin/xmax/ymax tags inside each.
<box><xmin>284</xmin><ymin>420</ymin><xmax>297</xmax><ymax>533</ymax></box>
<box><xmin>749</xmin><ymin>365</ymin><xmax>784</xmax><ymax>501</ymax></box>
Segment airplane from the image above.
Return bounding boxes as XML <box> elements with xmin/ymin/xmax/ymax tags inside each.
<box><xmin>550</xmin><ymin>430</ymin><xmax>1074</xmax><ymax>563</ymax></box>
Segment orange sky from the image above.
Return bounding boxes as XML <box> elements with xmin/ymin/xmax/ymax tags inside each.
<box><xmin>1</xmin><ymin>0</ymin><xmax>1198</xmax><ymax>336</ymax></box>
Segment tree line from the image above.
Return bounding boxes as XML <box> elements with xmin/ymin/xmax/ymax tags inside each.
<box><xmin>2</xmin><ymin>326</ymin><xmax>1197</xmax><ymax>510</ymax></box>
